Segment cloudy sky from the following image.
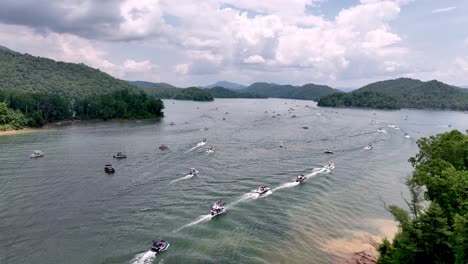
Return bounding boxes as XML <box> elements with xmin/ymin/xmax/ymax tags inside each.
<box><xmin>0</xmin><ymin>0</ymin><xmax>467</xmax><ymax>87</ymax></box>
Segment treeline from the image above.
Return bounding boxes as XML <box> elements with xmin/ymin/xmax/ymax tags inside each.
<box><xmin>0</xmin><ymin>89</ymin><xmax>164</xmax><ymax>130</ymax></box>
<box><xmin>317</xmin><ymin>91</ymin><xmax>401</xmax><ymax>109</ymax></box>
<box><xmin>207</xmin><ymin>86</ymin><xmax>266</xmax><ymax>98</ymax></box>
<box><xmin>318</xmin><ymin>78</ymin><xmax>468</xmax><ymax>110</ymax></box>
<box><xmin>378</xmin><ymin>130</ymin><xmax>468</xmax><ymax>263</ymax></box>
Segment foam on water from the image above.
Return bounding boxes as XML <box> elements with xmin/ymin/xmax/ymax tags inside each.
<box><xmin>130</xmin><ymin>250</ymin><xmax>156</xmax><ymax>264</ymax></box>
<box><xmin>169</xmin><ymin>174</ymin><xmax>195</xmax><ymax>184</ymax></box>
<box><xmin>185</xmin><ymin>141</ymin><xmax>207</xmax><ymax>153</ymax></box>
<box><xmin>176</xmin><ymin>214</ymin><xmax>213</xmax><ymax>231</ymax></box>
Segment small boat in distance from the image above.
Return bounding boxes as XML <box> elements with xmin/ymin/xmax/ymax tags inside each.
<box><xmin>324</xmin><ymin>149</ymin><xmax>334</xmax><ymax>154</ymax></box>
<box><xmin>211</xmin><ymin>200</ymin><xmax>227</xmax><ymax>217</ymax></box>
<box><xmin>255</xmin><ymin>185</ymin><xmax>271</xmax><ymax>195</ymax></box>
<box><xmin>30</xmin><ymin>150</ymin><xmax>45</xmax><ymax>158</ymax></box>
<box><xmin>296</xmin><ymin>175</ymin><xmax>306</xmax><ymax>183</ymax></box>
<box><xmin>150</xmin><ymin>240</ymin><xmax>170</xmax><ymax>253</ymax></box>
<box><xmin>364</xmin><ymin>144</ymin><xmax>373</xmax><ymax>150</ymax></box>
<box><xmin>104</xmin><ymin>164</ymin><xmax>115</xmax><ymax>173</ymax></box>
<box><xmin>113</xmin><ymin>152</ymin><xmax>127</xmax><ymax>158</ymax></box>
<box><xmin>159</xmin><ymin>144</ymin><xmax>169</xmax><ymax>150</ymax></box>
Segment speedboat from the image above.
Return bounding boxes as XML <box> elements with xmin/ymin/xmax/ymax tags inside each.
<box><xmin>211</xmin><ymin>200</ymin><xmax>227</xmax><ymax>216</ymax></box>
<box><xmin>206</xmin><ymin>146</ymin><xmax>215</xmax><ymax>154</ymax></box>
<box><xmin>324</xmin><ymin>162</ymin><xmax>335</xmax><ymax>171</ymax></box>
<box><xmin>404</xmin><ymin>133</ymin><xmax>411</xmax><ymax>138</ymax></box>
<box><xmin>324</xmin><ymin>149</ymin><xmax>334</xmax><ymax>154</ymax></box>
<box><xmin>364</xmin><ymin>144</ymin><xmax>373</xmax><ymax>150</ymax></box>
<box><xmin>255</xmin><ymin>185</ymin><xmax>271</xmax><ymax>195</ymax></box>
<box><xmin>104</xmin><ymin>164</ymin><xmax>115</xmax><ymax>173</ymax></box>
<box><xmin>189</xmin><ymin>168</ymin><xmax>198</xmax><ymax>176</ymax></box>
<box><xmin>159</xmin><ymin>144</ymin><xmax>169</xmax><ymax>150</ymax></box>
<box><xmin>296</xmin><ymin>175</ymin><xmax>306</xmax><ymax>183</ymax></box>
<box><xmin>150</xmin><ymin>240</ymin><xmax>170</xmax><ymax>253</ymax></box>
<box><xmin>30</xmin><ymin>150</ymin><xmax>45</xmax><ymax>158</ymax></box>
<box><xmin>113</xmin><ymin>152</ymin><xmax>127</xmax><ymax>158</ymax></box>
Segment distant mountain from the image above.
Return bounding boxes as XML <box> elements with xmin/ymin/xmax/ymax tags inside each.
<box><xmin>318</xmin><ymin>78</ymin><xmax>468</xmax><ymax>110</ymax></box>
<box><xmin>336</xmin><ymin>87</ymin><xmax>357</xmax><ymax>92</ymax></box>
<box><xmin>130</xmin><ymin>81</ymin><xmax>213</xmax><ymax>101</ymax></box>
<box><xmin>205</xmin><ymin>81</ymin><xmax>246</xmax><ymax>90</ymax></box>
<box><xmin>207</xmin><ymin>86</ymin><xmax>266</xmax><ymax>98</ymax></box>
<box><xmin>241</xmin><ymin>82</ymin><xmax>342</xmax><ymax>101</ymax></box>
<box><xmin>0</xmin><ymin>48</ymin><xmax>140</xmax><ymax>100</ymax></box>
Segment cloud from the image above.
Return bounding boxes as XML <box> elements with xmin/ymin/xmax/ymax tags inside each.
<box><xmin>431</xmin><ymin>6</ymin><xmax>456</xmax><ymax>14</ymax></box>
<box><xmin>243</xmin><ymin>55</ymin><xmax>265</xmax><ymax>64</ymax></box>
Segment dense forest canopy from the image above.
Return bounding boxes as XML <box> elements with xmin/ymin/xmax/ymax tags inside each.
<box><xmin>0</xmin><ymin>48</ymin><xmax>164</xmax><ymax>131</ymax></box>
<box><xmin>241</xmin><ymin>82</ymin><xmax>342</xmax><ymax>101</ymax></box>
<box><xmin>0</xmin><ymin>49</ymin><xmax>140</xmax><ymax>100</ymax></box>
<box><xmin>318</xmin><ymin>78</ymin><xmax>468</xmax><ymax>110</ymax></box>
<box><xmin>207</xmin><ymin>86</ymin><xmax>266</xmax><ymax>98</ymax></box>
<box><xmin>130</xmin><ymin>81</ymin><xmax>214</xmax><ymax>101</ymax></box>
<box><xmin>378</xmin><ymin>130</ymin><xmax>468</xmax><ymax>264</ymax></box>
<box><xmin>0</xmin><ymin>89</ymin><xmax>164</xmax><ymax>130</ymax></box>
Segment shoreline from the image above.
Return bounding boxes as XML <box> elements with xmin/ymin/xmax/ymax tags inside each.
<box><xmin>0</xmin><ymin>128</ymin><xmax>42</xmax><ymax>136</ymax></box>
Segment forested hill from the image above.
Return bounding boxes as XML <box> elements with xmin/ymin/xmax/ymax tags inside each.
<box><xmin>129</xmin><ymin>81</ymin><xmax>214</xmax><ymax>101</ymax></box>
<box><xmin>318</xmin><ymin>78</ymin><xmax>468</xmax><ymax>110</ymax></box>
<box><xmin>241</xmin><ymin>82</ymin><xmax>342</xmax><ymax>101</ymax></box>
<box><xmin>0</xmin><ymin>48</ymin><xmax>139</xmax><ymax>100</ymax></box>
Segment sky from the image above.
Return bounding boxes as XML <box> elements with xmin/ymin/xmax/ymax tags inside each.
<box><xmin>0</xmin><ymin>0</ymin><xmax>467</xmax><ymax>88</ymax></box>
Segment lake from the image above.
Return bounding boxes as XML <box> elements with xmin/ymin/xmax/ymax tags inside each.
<box><xmin>1</xmin><ymin>99</ymin><xmax>466</xmax><ymax>264</ymax></box>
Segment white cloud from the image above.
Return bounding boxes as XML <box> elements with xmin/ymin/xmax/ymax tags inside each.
<box><xmin>243</xmin><ymin>55</ymin><xmax>265</xmax><ymax>64</ymax></box>
<box><xmin>431</xmin><ymin>6</ymin><xmax>456</xmax><ymax>14</ymax></box>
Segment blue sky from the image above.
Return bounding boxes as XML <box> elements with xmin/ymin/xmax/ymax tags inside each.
<box><xmin>0</xmin><ymin>0</ymin><xmax>467</xmax><ymax>88</ymax></box>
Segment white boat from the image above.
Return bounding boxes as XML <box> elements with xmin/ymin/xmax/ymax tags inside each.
<box><xmin>30</xmin><ymin>150</ymin><xmax>45</xmax><ymax>158</ymax></box>
<box><xmin>255</xmin><ymin>186</ymin><xmax>271</xmax><ymax>195</ymax></box>
<box><xmin>211</xmin><ymin>201</ymin><xmax>227</xmax><ymax>217</ymax></box>
<box><xmin>324</xmin><ymin>162</ymin><xmax>335</xmax><ymax>171</ymax></box>
<box><xmin>404</xmin><ymin>133</ymin><xmax>411</xmax><ymax>138</ymax></box>
<box><xmin>189</xmin><ymin>168</ymin><xmax>198</xmax><ymax>176</ymax></box>
<box><xmin>113</xmin><ymin>152</ymin><xmax>127</xmax><ymax>158</ymax></box>
<box><xmin>364</xmin><ymin>144</ymin><xmax>373</xmax><ymax>150</ymax></box>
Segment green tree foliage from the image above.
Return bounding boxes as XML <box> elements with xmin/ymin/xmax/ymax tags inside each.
<box><xmin>0</xmin><ymin>89</ymin><xmax>164</xmax><ymax>128</ymax></box>
<box><xmin>318</xmin><ymin>78</ymin><xmax>468</xmax><ymax>110</ymax></box>
<box><xmin>378</xmin><ymin>130</ymin><xmax>468</xmax><ymax>264</ymax></box>
<box><xmin>242</xmin><ymin>82</ymin><xmax>341</xmax><ymax>101</ymax></box>
<box><xmin>0</xmin><ymin>49</ymin><xmax>140</xmax><ymax>100</ymax></box>
<box><xmin>74</xmin><ymin>89</ymin><xmax>164</xmax><ymax>120</ymax></box>
<box><xmin>130</xmin><ymin>82</ymin><xmax>214</xmax><ymax>101</ymax></box>
<box><xmin>207</xmin><ymin>86</ymin><xmax>266</xmax><ymax>98</ymax></box>
<box><xmin>0</xmin><ymin>101</ymin><xmax>28</xmax><ymax>130</ymax></box>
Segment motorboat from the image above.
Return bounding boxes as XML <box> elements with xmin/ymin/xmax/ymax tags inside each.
<box><xmin>170</xmin><ymin>122</ymin><xmax>175</xmax><ymax>126</ymax></box>
<box><xmin>324</xmin><ymin>149</ymin><xmax>334</xmax><ymax>154</ymax></box>
<box><xmin>324</xmin><ymin>162</ymin><xmax>335</xmax><ymax>171</ymax></box>
<box><xmin>296</xmin><ymin>175</ymin><xmax>306</xmax><ymax>183</ymax></box>
<box><xmin>104</xmin><ymin>164</ymin><xmax>115</xmax><ymax>173</ymax></box>
<box><xmin>364</xmin><ymin>144</ymin><xmax>373</xmax><ymax>150</ymax></box>
<box><xmin>387</xmin><ymin>124</ymin><xmax>399</xmax><ymax>129</ymax></box>
<box><xmin>206</xmin><ymin>146</ymin><xmax>215</xmax><ymax>154</ymax></box>
<box><xmin>189</xmin><ymin>168</ymin><xmax>198</xmax><ymax>176</ymax></box>
<box><xmin>30</xmin><ymin>150</ymin><xmax>45</xmax><ymax>158</ymax></box>
<box><xmin>404</xmin><ymin>133</ymin><xmax>411</xmax><ymax>138</ymax></box>
<box><xmin>211</xmin><ymin>200</ymin><xmax>227</xmax><ymax>216</ymax></box>
<box><xmin>159</xmin><ymin>144</ymin><xmax>169</xmax><ymax>150</ymax></box>
<box><xmin>150</xmin><ymin>240</ymin><xmax>170</xmax><ymax>253</ymax></box>
<box><xmin>113</xmin><ymin>152</ymin><xmax>127</xmax><ymax>158</ymax></box>
<box><xmin>255</xmin><ymin>185</ymin><xmax>271</xmax><ymax>195</ymax></box>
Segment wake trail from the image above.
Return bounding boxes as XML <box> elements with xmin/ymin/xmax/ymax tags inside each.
<box><xmin>185</xmin><ymin>141</ymin><xmax>206</xmax><ymax>153</ymax></box>
<box><xmin>130</xmin><ymin>251</ymin><xmax>156</xmax><ymax>264</ymax></box>
<box><xmin>169</xmin><ymin>174</ymin><xmax>195</xmax><ymax>184</ymax></box>
<box><xmin>176</xmin><ymin>214</ymin><xmax>212</xmax><ymax>231</ymax></box>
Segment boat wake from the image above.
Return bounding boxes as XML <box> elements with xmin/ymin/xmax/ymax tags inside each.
<box><xmin>169</xmin><ymin>174</ymin><xmax>195</xmax><ymax>184</ymax></box>
<box><xmin>176</xmin><ymin>214</ymin><xmax>213</xmax><ymax>231</ymax></box>
<box><xmin>185</xmin><ymin>141</ymin><xmax>207</xmax><ymax>153</ymax></box>
<box><xmin>130</xmin><ymin>250</ymin><xmax>156</xmax><ymax>264</ymax></box>
<box><xmin>272</xmin><ymin>182</ymin><xmax>300</xmax><ymax>191</ymax></box>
